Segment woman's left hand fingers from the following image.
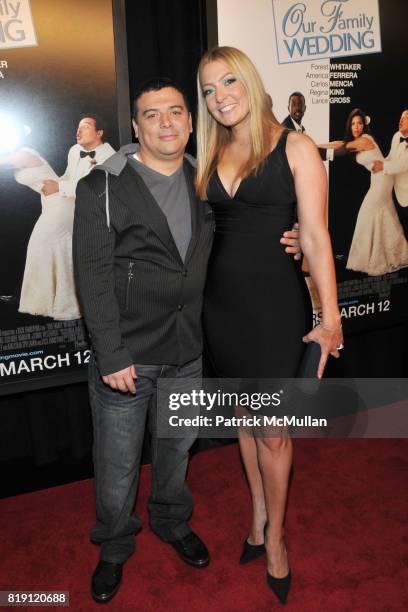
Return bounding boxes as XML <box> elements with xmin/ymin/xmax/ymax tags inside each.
<box><xmin>317</xmin><ymin>351</ymin><xmax>328</xmax><ymax>379</ymax></box>
<box><xmin>304</xmin><ymin>325</ymin><xmax>343</xmax><ymax>376</ymax></box>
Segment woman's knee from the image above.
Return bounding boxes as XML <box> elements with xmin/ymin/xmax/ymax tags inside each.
<box><xmin>255</xmin><ymin>431</ymin><xmax>290</xmax><ymax>452</ymax></box>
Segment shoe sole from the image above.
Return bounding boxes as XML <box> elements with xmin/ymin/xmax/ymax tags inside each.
<box><xmin>174</xmin><ymin>552</ymin><xmax>210</xmax><ymax>568</ymax></box>
<box><xmin>91</xmin><ymin>580</ymin><xmax>121</xmax><ymax>604</ymax></box>
<box><xmin>239</xmin><ymin>547</ymin><xmax>266</xmax><ymax>565</ymax></box>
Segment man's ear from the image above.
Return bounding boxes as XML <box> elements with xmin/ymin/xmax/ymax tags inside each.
<box><xmin>97</xmin><ymin>129</ymin><xmax>104</xmax><ymax>141</ymax></box>
<box><xmin>132</xmin><ymin>118</ymin><xmax>138</xmax><ymax>139</ymax></box>
<box><xmin>188</xmin><ymin>112</ymin><xmax>193</xmax><ymax>134</ymax></box>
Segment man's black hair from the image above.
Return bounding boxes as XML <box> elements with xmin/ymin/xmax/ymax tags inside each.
<box><xmin>288</xmin><ymin>91</ymin><xmax>306</xmax><ymax>107</ymax></box>
<box><xmin>79</xmin><ymin>114</ymin><xmax>106</xmax><ymax>140</ymax></box>
<box><xmin>132</xmin><ymin>77</ymin><xmax>190</xmax><ymax>120</ymax></box>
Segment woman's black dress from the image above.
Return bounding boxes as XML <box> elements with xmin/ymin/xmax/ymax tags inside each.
<box><xmin>203</xmin><ymin>130</ymin><xmax>313</xmax><ymax>379</ymax></box>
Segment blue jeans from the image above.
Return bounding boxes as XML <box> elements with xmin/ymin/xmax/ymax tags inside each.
<box><xmin>88</xmin><ymin>355</ymin><xmax>202</xmax><ymax>563</ymax></box>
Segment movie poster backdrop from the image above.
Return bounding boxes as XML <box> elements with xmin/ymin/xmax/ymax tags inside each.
<box><xmin>2</xmin><ymin>0</ymin><xmax>407</xmax><ymax>392</ymax></box>
<box><xmin>215</xmin><ymin>0</ymin><xmax>408</xmax><ymax>332</ymax></box>
<box><xmin>0</xmin><ymin>0</ymin><xmax>127</xmax><ymax>393</ymax></box>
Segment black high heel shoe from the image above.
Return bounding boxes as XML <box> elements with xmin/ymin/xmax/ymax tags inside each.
<box><xmin>239</xmin><ymin>540</ymin><xmax>265</xmax><ymax>565</ymax></box>
<box><xmin>239</xmin><ymin>524</ymin><xmax>267</xmax><ymax>565</ymax></box>
<box><xmin>266</xmin><ymin>570</ymin><xmax>291</xmax><ymax>605</ymax></box>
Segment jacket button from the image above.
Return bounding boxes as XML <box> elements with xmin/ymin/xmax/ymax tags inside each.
<box><xmin>182</xmin><ymin>269</ymin><xmax>188</xmax><ymax>277</ymax></box>
<box><xmin>177</xmin><ymin>304</ymin><xmax>184</xmax><ymax>311</ymax></box>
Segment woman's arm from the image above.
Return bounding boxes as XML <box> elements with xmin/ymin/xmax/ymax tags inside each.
<box><xmin>0</xmin><ymin>149</ymin><xmax>42</xmax><ymax>169</ymax></box>
<box><xmin>345</xmin><ymin>135</ymin><xmax>376</xmax><ymax>152</ymax></box>
<box><xmin>286</xmin><ymin>132</ymin><xmax>343</xmax><ymax>378</ymax></box>
<box><xmin>318</xmin><ymin>141</ymin><xmax>344</xmax><ymax>150</ymax></box>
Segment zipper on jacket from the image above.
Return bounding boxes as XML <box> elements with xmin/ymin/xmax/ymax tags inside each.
<box><xmin>126</xmin><ymin>261</ymin><xmax>134</xmax><ymax>309</ymax></box>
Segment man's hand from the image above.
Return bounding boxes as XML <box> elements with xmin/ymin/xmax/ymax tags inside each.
<box><xmin>102</xmin><ymin>364</ymin><xmax>137</xmax><ymax>394</ymax></box>
<box><xmin>41</xmin><ymin>179</ymin><xmax>59</xmax><ymax>196</ymax></box>
<box><xmin>372</xmin><ymin>160</ymin><xmax>383</xmax><ymax>173</ymax></box>
<box><xmin>281</xmin><ymin>222</ymin><xmax>302</xmax><ymax>260</ymax></box>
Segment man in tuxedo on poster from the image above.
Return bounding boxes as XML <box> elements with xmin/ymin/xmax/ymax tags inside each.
<box><xmin>41</xmin><ymin>116</ymin><xmax>115</xmax><ymax>197</ymax></box>
<box><xmin>73</xmin><ymin>78</ymin><xmax>302</xmax><ymax>604</ymax></box>
<box><xmin>281</xmin><ymin>91</ymin><xmax>336</xmax><ymax>162</ymax></box>
<box><xmin>282</xmin><ymin>91</ymin><xmax>307</xmax><ymax>134</ymax></box>
<box><xmin>372</xmin><ymin>109</ymin><xmax>408</xmax><ymax>238</ymax></box>
<box><xmin>0</xmin><ymin>116</ymin><xmax>114</xmax><ymax>304</ymax></box>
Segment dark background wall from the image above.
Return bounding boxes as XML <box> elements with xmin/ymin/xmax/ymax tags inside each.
<box><xmin>0</xmin><ymin>0</ymin><xmax>210</xmax><ymax>498</ymax></box>
<box><xmin>125</xmin><ymin>0</ymin><xmax>208</xmax><ymax>147</ymax></box>
<box><xmin>1</xmin><ymin>0</ymin><xmax>407</xmax><ymax>498</ymax></box>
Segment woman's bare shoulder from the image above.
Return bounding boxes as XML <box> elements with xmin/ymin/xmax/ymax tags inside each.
<box><xmin>286</xmin><ymin>130</ymin><xmax>319</xmax><ymax>156</ymax></box>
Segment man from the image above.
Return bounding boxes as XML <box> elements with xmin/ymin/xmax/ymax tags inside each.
<box><xmin>372</xmin><ymin>109</ymin><xmax>408</xmax><ymax>237</ymax></box>
<box><xmin>41</xmin><ymin>115</ymin><xmax>114</xmax><ymax>197</ymax></box>
<box><xmin>282</xmin><ymin>92</ymin><xmax>307</xmax><ymax>134</ymax></box>
<box><xmin>282</xmin><ymin>92</ymin><xmax>339</xmax><ymax>162</ymax></box>
<box><xmin>0</xmin><ymin>115</ymin><xmax>114</xmax><ymax>304</ymax></box>
<box><xmin>73</xmin><ymin>78</ymin><xmax>301</xmax><ymax>604</ymax></box>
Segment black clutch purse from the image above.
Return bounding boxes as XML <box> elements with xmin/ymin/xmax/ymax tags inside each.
<box><xmin>297</xmin><ymin>341</ymin><xmax>321</xmax><ymax>377</ymax></box>
<box><xmin>295</xmin><ymin>342</ymin><xmax>322</xmax><ymax>396</ymax></box>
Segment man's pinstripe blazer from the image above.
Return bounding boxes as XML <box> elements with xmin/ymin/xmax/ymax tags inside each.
<box><xmin>73</xmin><ymin>149</ymin><xmax>214</xmax><ymax>376</ymax></box>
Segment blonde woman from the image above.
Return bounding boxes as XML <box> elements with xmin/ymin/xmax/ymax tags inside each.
<box><xmin>196</xmin><ymin>47</ymin><xmax>342</xmax><ymax>603</ymax></box>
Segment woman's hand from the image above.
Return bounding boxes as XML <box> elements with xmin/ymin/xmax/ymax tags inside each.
<box><xmin>303</xmin><ymin>323</ymin><xmax>343</xmax><ymax>379</ymax></box>
<box><xmin>41</xmin><ymin>179</ymin><xmax>59</xmax><ymax>196</ymax></box>
<box><xmin>371</xmin><ymin>160</ymin><xmax>383</xmax><ymax>173</ymax></box>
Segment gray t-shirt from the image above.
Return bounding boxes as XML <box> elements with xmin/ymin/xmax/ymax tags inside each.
<box><xmin>128</xmin><ymin>153</ymin><xmax>192</xmax><ymax>262</ymax></box>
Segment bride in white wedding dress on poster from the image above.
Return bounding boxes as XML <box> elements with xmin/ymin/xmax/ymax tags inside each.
<box><xmin>0</xmin><ymin>147</ymin><xmax>81</xmax><ymax>320</ymax></box>
<box><xmin>323</xmin><ymin>108</ymin><xmax>408</xmax><ymax>276</ymax></box>
<box><xmin>0</xmin><ymin>115</ymin><xmax>114</xmax><ymax>320</ymax></box>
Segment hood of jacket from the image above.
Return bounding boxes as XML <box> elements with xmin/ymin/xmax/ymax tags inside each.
<box><xmin>93</xmin><ymin>143</ymin><xmax>139</xmax><ymax>176</ymax></box>
<box><xmin>93</xmin><ymin>143</ymin><xmax>196</xmax><ymax>177</ymax></box>
<box><xmin>90</xmin><ymin>144</ymin><xmax>196</xmax><ymax>231</ymax></box>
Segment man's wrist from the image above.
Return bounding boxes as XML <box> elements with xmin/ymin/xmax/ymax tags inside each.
<box><xmin>96</xmin><ymin>349</ymin><xmax>134</xmax><ymax>377</ymax></box>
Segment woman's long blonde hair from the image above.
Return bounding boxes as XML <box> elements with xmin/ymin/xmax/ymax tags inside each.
<box><xmin>195</xmin><ymin>46</ymin><xmax>281</xmax><ymax>200</ymax></box>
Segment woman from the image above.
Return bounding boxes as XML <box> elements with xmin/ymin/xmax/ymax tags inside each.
<box><xmin>342</xmin><ymin>108</ymin><xmax>408</xmax><ymax>275</ymax></box>
<box><xmin>0</xmin><ymin>148</ymin><xmax>81</xmax><ymax>320</ymax></box>
<box><xmin>195</xmin><ymin>47</ymin><xmax>342</xmax><ymax>604</ymax></box>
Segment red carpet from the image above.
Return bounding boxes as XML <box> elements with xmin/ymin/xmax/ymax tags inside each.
<box><xmin>1</xmin><ymin>440</ymin><xmax>407</xmax><ymax>611</ymax></box>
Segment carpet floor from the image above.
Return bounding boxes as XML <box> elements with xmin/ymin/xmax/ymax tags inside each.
<box><xmin>1</xmin><ymin>440</ymin><xmax>407</xmax><ymax>611</ymax></box>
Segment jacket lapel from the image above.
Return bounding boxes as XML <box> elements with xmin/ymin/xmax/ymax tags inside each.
<box><xmin>111</xmin><ymin>162</ymin><xmax>184</xmax><ymax>265</ymax></box>
<box><xmin>183</xmin><ymin>159</ymin><xmax>202</xmax><ymax>264</ymax></box>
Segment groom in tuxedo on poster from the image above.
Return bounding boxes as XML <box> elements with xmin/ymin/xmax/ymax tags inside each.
<box><xmin>0</xmin><ymin>115</ymin><xmax>114</xmax><ymax>304</ymax></box>
<box><xmin>282</xmin><ymin>91</ymin><xmax>350</xmax><ymax>161</ymax></box>
<box><xmin>41</xmin><ymin>116</ymin><xmax>115</xmax><ymax>197</ymax></box>
<box><xmin>281</xmin><ymin>91</ymin><xmax>341</xmax><ymax>162</ymax></box>
<box><xmin>281</xmin><ymin>92</ymin><xmax>308</xmax><ymax>133</ymax></box>
<box><xmin>372</xmin><ymin>109</ymin><xmax>408</xmax><ymax>238</ymax></box>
